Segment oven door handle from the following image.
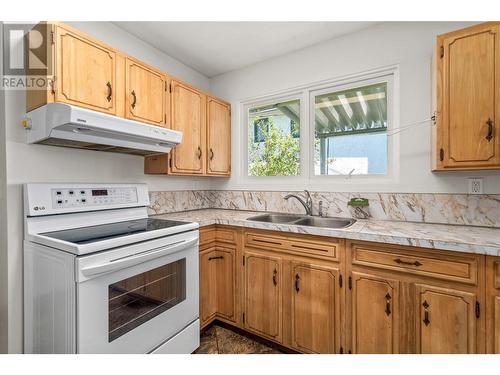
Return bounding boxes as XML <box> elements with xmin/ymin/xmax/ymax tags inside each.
<box><xmin>80</xmin><ymin>237</ymin><xmax>198</xmax><ymax>278</ymax></box>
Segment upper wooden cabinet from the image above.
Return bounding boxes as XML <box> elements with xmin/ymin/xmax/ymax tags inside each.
<box><xmin>125</xmin><ymin>59</ymin><xmax>167</xmax><ymax>127</ymax></box>
<box><xmin>169</xmin><ymin>80</ymin><xmax>206</xmax><ymax>174</ymax></box>
<box><xmin>433</xmin><ymin>22</ymin><xmax>500</xmax><ymax>170</ymax></box>
<box><xmin>207</xmin><ymin>98</ymin><xmax>231</xmax><ymax>175</ymax></box>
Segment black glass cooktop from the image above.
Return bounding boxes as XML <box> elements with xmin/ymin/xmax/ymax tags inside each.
<box><xmin>40</xmin><ymin>218</ymin><xmax>189</xmax><ymax>245</ymax></box>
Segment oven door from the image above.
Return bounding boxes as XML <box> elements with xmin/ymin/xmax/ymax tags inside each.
<box><xmin>75</xmin><ymin>230</ymin><xmax>199</xmax><ymax>353</ymax></box>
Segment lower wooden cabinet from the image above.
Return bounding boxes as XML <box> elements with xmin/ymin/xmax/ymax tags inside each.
<box><xmin>348</xmin><ymin>272</ymin><xmax>399</xmax><ymax>354</ymax></box>
<box><xmin>199</xmin><ymin>246</ymin><xmax>237</xmax><ymax>327</ymax></box>
<box><xmin>244</xmin><ymin>251</ymin><xmax>282</xmax><ymax>342</ymax></box>
<box><xmin>199</xmin><ymin>227</ymin><xmax>492</xmax><ymax>354</ymax></box>
<box><xmin>290</xmin><ymin>262</ymin><xmax>340</xmax><ymax>353</ymax></box>
<box><xmin>415</xmin><ymin>284</ymin><xmax>478</xmax><ymax>354</ymax></box>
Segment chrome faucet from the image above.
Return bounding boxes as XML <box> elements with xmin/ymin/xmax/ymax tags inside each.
<box><xmin>284</xmin><ymin>190</ymin><xmax>313</xmax><ymax>216</ymax></box>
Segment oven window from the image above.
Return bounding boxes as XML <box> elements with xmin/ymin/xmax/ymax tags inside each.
<box><xmin>108</xmin><ymin>259</ymin><xmax>186</xmax><ymax>342</ymax></box>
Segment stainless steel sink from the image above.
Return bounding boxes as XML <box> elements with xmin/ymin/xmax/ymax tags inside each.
<box><xmin>293</xmin><ymin>216</ymin><xmax>356</xmax><ymax>229</ymax></box>
<box><xmin>246</xmin><ymin>213</ymin><xmax>304</xmax><ymax>224</ymax></box>
<box><xmin>246</xmin><ymin>213</ymin><xmax>356</xmax><ymax>229</ymax></box>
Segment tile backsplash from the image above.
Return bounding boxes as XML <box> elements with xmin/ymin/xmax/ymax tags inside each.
<box><xmin>148</xmin><ymin>190</ymin><xmax>500</xmax><ymax>228</ymax></box>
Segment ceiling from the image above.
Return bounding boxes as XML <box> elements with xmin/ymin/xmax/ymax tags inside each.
<box><xmin>114</xmin><ymin>22</ymin><xmax>377</xmax><ymax>77</ymax></box>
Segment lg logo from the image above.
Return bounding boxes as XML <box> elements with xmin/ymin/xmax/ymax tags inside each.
<box><xmin>33</xmin><ymin>206</ymin><xmax>46</xmax><ymax>211</ymax></box>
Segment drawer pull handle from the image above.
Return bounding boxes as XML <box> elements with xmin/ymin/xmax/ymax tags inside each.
<box><xmin>423</xmin><ymin>300</ymin><xmax>430</xmax><ymax>326</ymax></box>
<box><xmin>385</xmin><ymin>293</ymin><xmax>391</xmax><ymax>316</ymax></box>
<box><xmin>394</xmin><ymin>258</ymin><xmax>422</xmax><ymax>267</ymax></box>
<box><xmin>273</xmin><ymin>269</ymin><xmax>278</xmax><ymax>287</ymax></box>
<box><xmin>208</xmin><ymin>256</ymin><xmax>224</xmax><ymax>261</ymax></box>
<box><xmin>295</xmin><ymin>274</ymin><xmax>300</xmax><ymax>293</ymax></box>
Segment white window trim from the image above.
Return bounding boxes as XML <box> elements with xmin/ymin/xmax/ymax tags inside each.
<box><xmin>238</xmin><ymin>65</ymin><xmax>400</xmax><ymax>188</ymax></box>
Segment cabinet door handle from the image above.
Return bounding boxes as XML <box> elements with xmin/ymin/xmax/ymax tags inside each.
<box><xmin>385</xmin><ymin>293</ymin><xmax>391</xmax><ymax>316</ymax></box>
<box><xmin>208</xmin><ymin>256</ymin><xmax>224</xmax><ymax>261</ymax></box>
<box><xmin>106</xmin><ymin>81</ymin><xmax>112</xmax><ymax>102</ymax></box>
<box><xmin>422</xmin><ymin>300</ymin><xmax>430</xmax><ymax>326</ymax></box>
<box><xmin>209</xmin><ymin>148</ymin><xmax>214</xmax><ymax>160</ymax></box>
<box><xmin>131</xmin><ymin>90</ymin><xmax>137</xmax><ymax>109</ymax></box>
<box><xmin>295</xmin><ymin>274</ymin><xmax>300</xmax><ymax>293</ymax></box>
<box><xmin>273</xmin><ymin>269</ymin><xmax>278</xmax><ymax>287</ymax></box>
<box><xmin>394</xmin><ymin>258</ymin><xmax>422</xmax><ymax>267</ymax></box>
<box><xmin>197</xmin><ymin>146</ymin><xmax>202</xmax><ymax>159</ymax></box>
<box><xmin>486</xmin><ymin>118</ymin><xmax>493</xmax><ymax>142</ymax></box>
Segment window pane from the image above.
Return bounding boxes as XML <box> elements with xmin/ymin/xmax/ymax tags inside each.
<box><xmin>314</xmin><ymin>82</ymin><xmax>388</xmax><ymax>175</ymax></box>
<box><xmin>248</xmin><ymin>99</ymin><xmax>300</xmax><ymax>176</ymax></box>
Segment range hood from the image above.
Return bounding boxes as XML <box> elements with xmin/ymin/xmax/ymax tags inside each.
<box><xmin>25</xmin><ymin>103</ymin><xmax>182</xmax><ymax>156</ymax></box>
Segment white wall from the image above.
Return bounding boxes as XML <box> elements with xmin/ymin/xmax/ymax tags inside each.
<box><xmin>209</xmin><ymin>22</ymin><xmax>500</xmax><ymax>194</ymax></box>
<box><xmin>3</xmin><ymin>21</ymin><xmax>213</xmax><ymax>353</ymax></box>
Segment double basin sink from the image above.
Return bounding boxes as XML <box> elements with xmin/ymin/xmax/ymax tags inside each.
<box><xmin>247</xmin><ymin>213</ymin><xmax>356</xmax><ymax>229</ymax></box>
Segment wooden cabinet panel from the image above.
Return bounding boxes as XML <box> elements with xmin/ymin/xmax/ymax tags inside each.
<box><xmin>415</xmin><ymin>284</ymin><xmax>477</xmax><ymax>354</ymax></box>
<box><xmin>125</xmin><ymin>59</ymin><xmax>166</xmax><ymax>126</ymax></box>
<box><xmin>434</xmin><ymin>22</ymin><xmax>500</xmax><ymax>170</ymax></box>
<box><xmin>207</xmin><ymin>98</ymin><xmax>231</xmax><ymax>175</ymax></box>
<box><xmin>56</xmin><ymin>26</ymin><xmax>116</xmax><ymax>114</ymax></box>
<box><xmin>349</xmin><ymin>272</ymin><xmax>400</xmax><ymax>354</ymax></box>
<box><xmin>214</xmin><ymin>247</ymin><xmax>236</xmax><ymax>322</ymax></box>
<box><xmin>200</xmin><ymin>249</ymin><xmax>217</xmax><ymax>326</ymax></box>
<box><xmin>486</xmin><ymin>256</ymin><xmax>500</xmax><ymax>353</ymax></box>
<box><xmin>290</xmin><ymin>262</ymin><xmax>339</xmax><ymax>353</ymax></box>
<box><xmin>169</xmin><ymin>80</ymin><xmax>206</xmax><ymax>174</ymax></box>
<box><xmin>244</xmin><ymin>251</ymin><xmax>282</xmax><ymax>342</ymax></box>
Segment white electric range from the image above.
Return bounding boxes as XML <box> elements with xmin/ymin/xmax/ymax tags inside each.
<box><xmin>23</xmin><ymin>183</ymin><xmax>200</xmax><ymax>354</ymax></box>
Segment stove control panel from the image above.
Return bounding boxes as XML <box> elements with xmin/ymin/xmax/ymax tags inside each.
<box><xmin>51</xmin><ymin>187</ymin><xmax>138</xmax><ymax>209</ymax></box>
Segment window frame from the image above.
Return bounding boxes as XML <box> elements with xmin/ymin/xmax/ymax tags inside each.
<box><xmin>239</xmin><ymin>66</ymin><xmax>400</xmax><ymax>188</ymax></box>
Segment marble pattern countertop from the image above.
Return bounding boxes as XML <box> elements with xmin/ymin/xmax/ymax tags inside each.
<box><xmin>153</xmin><ymin>209</ymin><xmax>500</xmax><ymax>257</ymax></box>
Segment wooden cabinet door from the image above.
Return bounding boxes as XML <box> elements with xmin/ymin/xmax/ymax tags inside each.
<box><xmin>415</xmin><ymin>284</ymin><xmax>477</xmax><ymax>353</ymax></box>
<box><xmin>438</xmin><ymin>23</ymin><xmax>500</xmax><ymax>169</ymax></box>
<box><xmin>349</xmin><ymin>272</ymin><xmax>400</xmax><ymax>354</ymax></box>
<box><xmin>207</xmin><ymin>97</ymin><xmax>231</xmax><ymax>176</ymax></box>
<box><xmin>244</xmin><ymin>252</ymin><xmax>282</xmax><ymax>342</ymax></box>
<box><xmin>56</xmin><ymin>26</ymin><xmax>116</xmax><ymax>114</ymax></box>
<box><xmin>170</xmin><ymin>80</ymin><xmax>206</xmax><ymax>174</ymax></box>
<box><xmin>199</xmin><ymin>249</ymin><xmax>217</xmax><ymax>326</ymax></box>
<box><xmin>290</xmin><ymin>262</ymin><xmax>339</xmax><ymax>353</ymax></box>
<box><xmin>125</xmin><ymin>59</ymin><xmax>166</xmax><ymax>126</ymax></box>
<box><xmin>486</xmin><ymin>256</ymin><xmax>500</xmax><ymax>353</ymax></box>
<box><xmin>214</xmin><ymin>247</ymin><xmax>236</xmax><ymax>322</ymax></box>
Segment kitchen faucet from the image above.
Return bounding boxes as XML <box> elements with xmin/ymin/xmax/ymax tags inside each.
<box><xmin>284</xmin><ymin>190</ymin><xmax>313</xmax><ymax>216</ymax></box>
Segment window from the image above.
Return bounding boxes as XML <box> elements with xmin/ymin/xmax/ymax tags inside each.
<box><xmin>247</xmin><ymin>99</ymin><xmax>301</xmax><ymax>176</ymax></box>
<box><xmin>313</xmin><ymin>82</ymin><xmax>388</xmax><ymax>175</ymax></box>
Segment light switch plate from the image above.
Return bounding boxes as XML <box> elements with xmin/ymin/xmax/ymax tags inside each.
<box><xmin>468</xmin><ymin>178</ymin><xmax>484</xmax><ymax>194</ymax></box>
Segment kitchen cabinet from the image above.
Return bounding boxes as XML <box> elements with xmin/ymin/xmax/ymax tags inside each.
<box><xmin>244</xmin><ymin>251</ymin><xmax>282</xmax><ymax>342</ymax></box>
<box><xmin>125</xmin><ymin>58</ymin><xmax>167</xmax><ymax>127</ymax></box>
<box><xmin>348</xmin><ymin>272</ymin><xmax>399</xmax><ymax>354</ymax></box>
<box><xmin>207</xmin><ymin>97</ymin><xmax>231</xmax><ymax>176</ymax></box>
<box><xmin>290</xmin><ymin>261</ymin><xmax>340</xmax><ymax>353</ymax></box>
<box><xmin>433</xmin><ymin>22</ymin><xmax>500</xmax><ymax>170</ymax></box>
<box><xmin>486</xmin><ymin>256</ymin><xmax>500</xmax><ymax>353</ymax></box>
<box><xmin>199</xmin><ymin>249</ymin><xmax>218</xmax><ymax>326</ymax></box>
<box><xmin>415</xmin><ymin>284</ymin><xmax>477</xmax><ymax>354</ymax></box>
<box><xmin>169</xmin><ymin>80</ymin><xmax>206</xmax><ymax>174</ymax></box>
<box><xmin>26</xmin><ymin>23</ymin><xmax>118</xmax><ymax>115</ymax></box>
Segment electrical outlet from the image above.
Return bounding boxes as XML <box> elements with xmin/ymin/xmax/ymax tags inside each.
<box><xmin>468</xmin><ymin>178</ymin><xmax>484</xmax><ymax>194</ymax></box>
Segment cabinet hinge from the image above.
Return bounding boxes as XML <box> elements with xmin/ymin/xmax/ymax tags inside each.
<box><xmin>169</xmin><ymin>83</ymin><xmax>172</xmax><ymax>93</ymax></box>
<box><xmin>50</xmin><ymin>31</ymin><xmax>55</xmax><ymax>45</ymax></box>
<box><xmin>339</xmin><ymin>274</ymin><xmax>343</xmax><ymax>288</ymax></box>
<box><xmin>164</xmin><ymin>114</ymin><xmax>167</xmax><ymax>123</ymax></box>
<box><xmin>242</xmin><ymin>255</ymin><xmax>245</xmax><ymax>266</ymax></box>
<box><xmin>242</xmin><ymin>313</ymin><xmax>245</xmax><ymax>323</ymax></box>
<box><xmin>440</xmin><ymin>46</ymin><xmax>444</xmax><ymax>58</ymax></box>
<box><xmin>348</xmin><ymin>276</ymin><xmax>352</xmax><ymax>290</ymax></box>
<box><xmin>476</xmin><ymin>301</ymin><xmax>480</xmax><ymax>319</ymax></box>
<box><xmin>439</xmin><ymin>147</ymin><xmax>444</xmax><ymax>161</ymax></box>
<box><xmin>169</xmin><ymin>158</ymin><xmax>172</xmax><ymax>169</ymax></box>
<box><xmin>339</xmin><ymin>346</ymin><xmax>344</xmax><ymax>354</ymax></box>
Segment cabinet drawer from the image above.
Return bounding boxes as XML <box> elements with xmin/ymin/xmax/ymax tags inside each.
<box><xmin>215</xmin><ymin>226</ymin><xmax>238</xmax><ymax>246</ymax></box>
<box><xmin>244</xmin><ymin>230</ymin><xmax>340</xmax><ymax>261</ymax></box>
<box><xmin>350</xmin><ymin>242</ymin><xmax>478</xmax><ymax>284</ymax></box>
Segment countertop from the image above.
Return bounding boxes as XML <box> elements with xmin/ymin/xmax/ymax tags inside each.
<box><xmin>153</xmin><ymin>209</ymin><xmax>500</xmax><ymax>256</ymax></box>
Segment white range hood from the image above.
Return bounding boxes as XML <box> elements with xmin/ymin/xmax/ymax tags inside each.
<box><xmin>25</xmin><ymin>103</ymin><xmax>182</xmax><ymax>156</ymax></box>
